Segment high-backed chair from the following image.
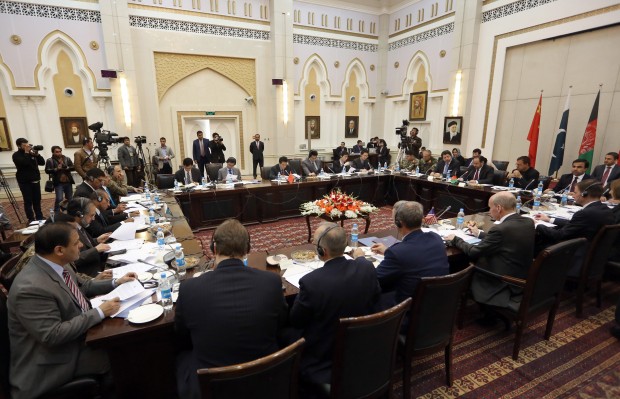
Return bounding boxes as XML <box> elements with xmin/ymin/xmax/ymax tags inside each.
<box><xmin>260</xmin><ymin>166</ymin><xmax>271</xmax><ymax>180</ymax></box>
<box><xmin>207</xmin><ymin>163</ymin><xmax>222</xmax><ymax>182</ymax></box>
<box><xmin>0</xmin><ymin>254</ymin><xmax>22</xmax><ymax>292</ymax></box>
<box><xmin>491</xmin><ymin>238</ymin><xmax>586</xmax><ymax>360</ymax></box>
<box><xmin>492</xmin><ymin>170</ymin><xmax>508</xmax><ymax>186</ymax></box>
<box><xmin>321</xmin><ymin>298</ymin><xmax>411</xmax><ymax>399</ymax></box>
<box><xmin>492</xmin><ymin>160</ymin><xmax>509</xmax><ymax>171</ymax></box>
<box><xmin>288</xmin><ymin>159</ymin><xmax>303</xmax><ymax>176</ymax></box>
<box><xmin>156</xmin><ymin>174</ymin><xmax>176</xmax><ymax>189</ymax></box>
<box><xmin>566</xmin><ymin>224</ymin><xmax>620</xmax><ymax>317</ymax></box>
<box><xmin>197</xmin><ymin>338</ymin><xmax>305</xmax><ymax>399</ymax></box>
<box><xmin>400</xmin><ymin>266</ymin><xmax>474</xmax><ymax>398</ymax></box>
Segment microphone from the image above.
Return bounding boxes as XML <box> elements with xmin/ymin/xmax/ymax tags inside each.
<box><xmin>522</xmin><ymin>179</ymin><xmax>536</xmax><ymax>191</ymax></box>
<box><xmin>327</xmin><ymin>166</ymin><xmax>336</xmax><ymax>174</ymax></box>
<box><xmin>436</xmin><ymin>205</ymin><xmax>452</xmax><ymax>220</ymax></box>
<box><xmin>460</xmin><ymin>169</ymin><xmax>472</xmax><ymax>181</ymax></box>
<box><xmin>555</xmin><ymin>181</ymin><xmax>573</xmax><ymax>195</ymax></box>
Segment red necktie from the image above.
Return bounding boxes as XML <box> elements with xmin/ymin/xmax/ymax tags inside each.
<box><xmin>569</xmin><ymin>176</ymin><xmax>578</xmax><ymax>193</ymax></box>
<box><xmin>62</xmin><ymin>270</ymin><xmax>91</xmax><ymax>313</ymax></box>
<box><xmin>473</xmin><ymin>169</ymin><xmax>480</xmax><ymax>180</ymax></box>
<box><xmin>601</xmin><ymin>166</ymin><xmax>611</xmax><ymax>186</ymax></box>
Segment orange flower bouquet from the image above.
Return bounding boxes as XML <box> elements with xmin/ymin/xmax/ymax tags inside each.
<box><xmin>300</xmin><ymin>189</ymin><xmax>377</xmax><ymax>219</ymax></box>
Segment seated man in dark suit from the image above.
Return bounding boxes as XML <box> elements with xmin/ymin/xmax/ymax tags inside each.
<box><xmin>546</xmin><ymin>158</ymin><xmax>591</xmax><ymax>195</ymax></box>
<box><xmin>290</xmin><ymin>223</ymin><xmax>380</xmax><ymax>387</ymax></box>
<box><xmin>86</xmin><ymin>190</ymin><xmax>132</xmax><ymax>237</ymax></box>
<box><xmin>506</xmin><ymin>155</ymin><xmax>539</xmax><ymax>189</ymax></box>
<box><xmin>433</xmin><ymin>150</ymin><xmax>461</xmax><ymax>178</ymax></box>
<box><xmin>535</xmin><ymin>180</ymin><xmax>614</xmax><ymax>276</ymax></box>
<box><xmin>301</xmin><ymin>150</ymin><xmax>323</xmax><ymax>176</ymax></box>
<box><xmin>333</xmin><ymin>142</ymin><xmax>348</xmax><ymax>160</ymax></box>
<box><xmin>591</xmin><ymin>152</ymin><xmax>620</xmax><ymax>189</ymax></box>
<box><xmin>74</xmin><ymin>168</ymin><xmax>105</xmax><ymax>199</ymax></box>
<box><xmin>459</xmin><ymin>156</ymin><xmax>494</xmax><ymax>184</ymax></box>
<box><xmin>351</xmin><ymin>140</ymin><xmax>365</xmax><ymax>154</ymax></box>
<box><xmin>175</xmin><ymin>219</ymin><xmax>288</xmax><ymax>399</ymax></box>
<box><xmin>174</xmin><ymin>157</ymin><xmax>202</xmax><ymax>184</ymax></box>
<box><xmin>331</xmin><ymin>152</ymin><xmax>350</xmax><ymax>174</ymax></box>
<box><xmin>216</xmin><ymin>157</ymin><xmax>242</xmax><ymax>181</ymax></box>
<box><xmin>350</xmin><ymin>149</ymin><xmax>373</xmax><ymax>171</ymax></box>
<box><xmin>8</xmin><ymin>222</ymin><xmax>135</xmax><ymax>399</ymax></box>
<box><xmin>445</xmin><ymin>192</ymin><xmax>535</xmax><ymax>324</ymax></box>
<box><xmin>269</xmin><ymin>156</ymin><xmax>294</xmax><ymax>180</ymax></box>
<box><xmin>354</xmin><ymin>201</ymin><xmax>449</xmax><ymax>311</ymax></box>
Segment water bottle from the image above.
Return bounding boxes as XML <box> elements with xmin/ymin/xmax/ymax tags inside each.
<box><xmin>378</xmin><ymin>163</ymin><xmax>382</xmax><ymax>172</ymax></box>
<box><xmin>154</xmin><ymin>191</ymin><xmax>160</xmax><ymax>204</ymax></box>
<box><xmin>277</xmin><ymin>172</ymin><xmax>281</xmax><ymax>184</ymax></box>
<box><xmin>49</xmin><ymin>208</ymin><xmax>55</xmax><ymax>223</ymax></box>
<box><xmin>174</xmin><ymin>180</ymin><xmax>179</xmax><ymax>190</ymax></box>
<box><xmin>226</xmin><ymin>173</ymin><xmax>232</xmax><ymax>183</ymax></box>
<box><xmin>144</xmin><ymin>182</ymin><xmax>150</xmax><ymax>201</ymax></box>
<box><xmin>202</xmin><ymin>176</ymin><xmax>207</xmax><ymax>187</ymax></box>
<box><xmin>516</xmin><ymin>195</ymin><xmax>522</xmax><ymax>213</ymax></box>
<box><xmin>446</xmin><ymin>169</ymin><xmax>451</xmax><ymax>180</ymax></box>
<box><xmin>243</xmin><ymin>256</ymin><xmax>248</xmax><ymax>266</ymax></box>
<box><xmin>415</xmin><ymin>165</ymin><xmax>420</xmax><ymax>175</ymax></box>
<box><xmin>156</xmin><ymin>227</ymin><xmax>165</xmax><ymax>250</ymax></box>
<box><xmin>159</xmin><ymin>273</ymin><xmax>173</xmax><ymax>310</ymax></box>
<box><xmin>456</xmin><ymin>208</ymin><xmax>465</xmax><ymax>229</ymax></box>
<box><xmin>537</xmin><ymin>180</ymin><xmax>544</xmax><ymax>195</ymax></box>
<box><xmin>319</xmin><ymin>169</ymin><xmax>325</xmax><ymax>177</ymax></box>
<box><xmin>350</xmin><ymin>223</ymin><xmax>359</xmax><ymax>248</ymax></box>
<box><xmin>384</xmin><ymin>162</ymin><xmax>388</xmax><ymax>171</ymax></box>
<box><xmin>395</xmin><ymin>162</ymin><xmax>400</xmax><ymax>172</ymax></box>
<box><xmin>533</xmin><ymin>192</ymin><xmax>541</xmax><ymax>211</ymax></box>
<box><xmin>175</xmin><ymin>244</ymin><xmax>186</xmax><ymax>276</ymax></box>
<box><xmin>509</xmin><ymin>178</ymin><xmax>514</xmax><ymax>188</ymax></box>
<box><xmin>560</xmin><ymin>192</ymin><xmax>568</xmax><ymax>207</ymax></box>
<box><xmin>149</xmin><ymin>207</ymin><xmax>156</xmax><ymax>225</ymax></box>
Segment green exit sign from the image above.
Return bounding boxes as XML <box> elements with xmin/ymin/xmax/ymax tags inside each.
<box><xmin>206</xmin><ymin>111</ymin><xmax>215</xmax><ymax>115</ymax></box>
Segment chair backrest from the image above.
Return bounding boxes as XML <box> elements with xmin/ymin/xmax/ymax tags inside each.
<box><xmin>19</xmin><ymin>235</ymin><xmax>35</xmax><ymax>253</ymax></box>
<box><xmin>330</xmin><ymin>298</ymin><xmax>411</xmax><ymax>399</ymax></box>
<box><xmin>156</xmin><ymin>174</ymin><xmax>176</xmax><ymax>189</ymax></box>
<box><xmin>580</xmin><ymin>224</ymin><xmax>620</xmax><ymax>280</ymax></box>
<box><xmin>288</xmin><ymin>159</ymin><xmax>303</xmax><ymax>176</ymax></box>
<box><xmin>197</xmin><ymin>338</ymin><xmax>304</xmax><ymax>399</ymax></box>
<box><xmin>0</xmin><ymin>254</ymin><xmax>23</xmax><ymax>291</ymax></box>
<box><xmin>405</xmin><ymin>266</ymin><xmax>474</xmax><ymax>355</ymax></box>
<box><xmin>540</xmin><ymin>176</ymin><xmax>552</xmax><ymax>191</ymax></box>
<box><xmin>207</xmin><ymin>163</ymin><xmax>222</xmax><ymax>182</ymax></box>
<box><xmin>0</xmin><ymin>283</ymin><xmax>10</xmax><ymax>399</ymax></box>
<box><xmin>492</xmin><ymin>160</ymin><xmax>509</xmax><ymax>171</ymax></box>
<box><xmin>492</xmin><ymin>170</ymin><xmax>508</xmax><ymax>186</ymax></box>
<box><xmin>260</xmin><ymin>166</ymin><xmax>271</xmax><ymax>180</ymax></box>
<box><xmin>520</xmin><ymin>238</ymin><xmax>586</xmax><ymax>317</ymax></box>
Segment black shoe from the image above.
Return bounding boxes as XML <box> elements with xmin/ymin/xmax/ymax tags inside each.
<box><xmin>475</xmin><ymin>314</ymin><xmax>498</xmax><ymax>327</ymax></box>
<box><xmin>611</xmin><ymin>325</ymin><xmax>620</xmax><ymax>340</ymax></box>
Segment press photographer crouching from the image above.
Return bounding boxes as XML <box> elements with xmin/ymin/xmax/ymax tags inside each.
<box><xmin>12</xmin><ymin>138</ymin><xmax>45</xmax><ymax>223</ymax></box>
<box><xmin>45</xmin><ymin>146</ymin><xmax>75</xmax><ymax>212</ymax></box>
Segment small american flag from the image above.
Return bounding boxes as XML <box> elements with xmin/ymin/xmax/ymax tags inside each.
<box><xmin>423</xmin><ymin>207</ymin><xmax>438</xmax><ymax>225</ymax></box>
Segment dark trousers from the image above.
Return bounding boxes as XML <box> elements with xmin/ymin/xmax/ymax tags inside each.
<box><xmin>197</xmin><ymin>156</ymin><xmax>209</xmax><ymax>178</ymax></box>
<box><xmin>54</xmin><ymin>183</ymin><xmax>73</xmax><ymax>212</ymax></box>
<box><xmin>160</xmin><ymin>163</ymin><xmax>172</xmax><ymax>174</ymax></box>
<box><xmin>252</xmin><ymin>158</ymin><xmax>264</xmax><ymax>178</ymax></box>
<box><xmin>18</xmin><ymin>182</ymin><xmax>43</xmax><ymax>221</ymax></box>
<box><xmin>125</xmin><ymin>167</ymin><xmax>138</xmax><ymax>187</ymax></box>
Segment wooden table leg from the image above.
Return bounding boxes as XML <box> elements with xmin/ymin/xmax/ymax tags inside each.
<box><xmin>306</xmin><ymin>215</ymin><xmax>312</xmax><ymax>243</ymax></box>
<box><xmin>363</xmin><ymin>216</ymin><xmax>371</xmax><ymax>234</ymax></box>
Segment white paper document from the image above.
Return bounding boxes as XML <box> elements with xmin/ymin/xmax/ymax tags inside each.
<box><xmin>106</xmin><ymin>239</ymin><xmax>144</xmax><ymax>253</ymax></box>
<box><xmin>111</xmin><ymin>263</ymin><xmax>155</xmax><ymax>278</ymax></box>
<box><xmin>96</xmin><ymin>280</ymin><xmax>146</xmax><ymax>301</ymax></box>
<box><xmin>120</xmin><ymin>194</ymin><xmax>142</xmax><ymax>202</ymax></box>
<box><xmin>109</xmin><ymin>222</ymin><xmax>138</xmax><ymax>241</ymax></box>
<box><xmin>283</xmin><ymin>263</ymin><xmax>321</xmax><ymax>288</ymax></box>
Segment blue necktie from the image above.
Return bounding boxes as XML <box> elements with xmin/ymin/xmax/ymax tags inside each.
<box><xmin>228</xmin><ymin>169</ymin><xmax>232</xmax><ymax>175</ymax></box>
<box><xmin>104</xmin><ymin>187</ymin><xmax>116</xmax><ymax>207</ymax></box>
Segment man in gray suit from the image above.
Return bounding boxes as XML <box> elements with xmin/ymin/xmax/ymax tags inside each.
<box><xmin>7</xmin><ymin>222</ymin><xmax>136</xmax><ymax>399</ymax></box>
<box><xmin>301</xmin><ymin>150</ymin><xmax>322</xmax><ymax>176</ymax></box>
<box><xmin>117</xmin><ymin>137</ymin><xmax>140</xmax><ymax>187</ymax></box>
<box><xmin>445</xmin><ymin>192</ymin><xmax>535</xmax><ymax>324</ymax></box>
<box><xmin>217</xmin><ymin>157</ymin><xmax>242</xmax><ymax>181</ymax></box>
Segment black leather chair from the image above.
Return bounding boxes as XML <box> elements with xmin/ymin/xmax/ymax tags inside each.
<box><xmin>288</xmin><ymin>159</ymin><xmax>303</xmax><ymax>176</ymax></box>
<box><xmin>260</xmin><ymin>166</ymin><xmax>271</xmax><ymax>180</ymax></box>
<box><xmin>197</xmin><ymin>338</ymin><xmax>305</xmax><ymax>399</ymax></box>
<box><xmin>400</xmin><ymin>266</ymin><xmax>474</xmax><ymax>398</ymax></box>
<box><xmin>492</xmin><ymin>170</ymin><xmax>508</xmax><ymax>186</ymax></box>
<box><xmin>492</xmin><ymin>160</ymin><xmax>509</xmax><ymax>171</ymax></box>
<box><xmin>566</xmin><ymin>224</ymin><xmax>620</xmax><ymax>317</ymax></box>
<box><xmin>320</xmin><ymin>298</ymin><xmax>411</xmax><ymax>399</ymax></box>
<box><xmin>490</xmin><ymin>238</ymin><xmax>586</xmax><ymax>360</ymax></box>
<box><xmin>156</xmin><ymin>174</ymin><xmax>176</xmax><ymax>189</ymax></box>
<box><xmin>207</xmin><ymin>163</ymin><xmax>222</xmax><ymax>182</ymax></box>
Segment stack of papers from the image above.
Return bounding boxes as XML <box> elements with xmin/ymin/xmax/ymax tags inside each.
<box><xmin>120</xmin><ymin>194</ymin><xmax>142</xmax><ymax>202</ymax></box>
<box><xmin>283</xmin><ymin>263</ymin><xmax>322</xmax><ymax>288</ymax></box>
<box><xmin>358</xmin><ymin>236</ymin><xmax>401</xmax><ymax>247</ymax></box>
<box><xmin>90</xmin><ymin>280</ymin><xmax>155</xmax><ymax>318</ymax></box>
<box><xmin>106</xmin><ymin>238</ymin><xmax>144</xmax><ymax>252</ymax></box>
<box><xmin>426</xmin><ymin>228</ymin><xmax>482</xmax><ymax>245</ymax></box>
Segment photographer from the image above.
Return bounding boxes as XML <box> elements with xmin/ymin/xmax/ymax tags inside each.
<box><xmin>12</xmin><ymin>138</ymin><xmax>45</xmax><ymax>222</ymax></box>
<box><xmin>45</xmin><ymin>146</ymin><xmax>75</xmax><ymax>212</ymax></box>
<box><xmin>408</xmin><ymin>127</ymin><xmax>422</xmax><ymax>155</ymax></box>
<box><xmin>74</xmin><ymin>137</ymin><xmax>98</xmax><ymax>180</ymax></box>
<box><xmin>209</xmin><ymin>132</ymin><xmax>227</xmax><ymax>164</ymax></box>
<box><xmin>118</xmin><ymin>137</ymin><xmax>140</xmax><ymax>187</ymax></box>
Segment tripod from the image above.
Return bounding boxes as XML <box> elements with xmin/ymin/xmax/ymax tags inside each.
<box><xmin>94</xmin><ymin>146</ymin><xmax>111</xmax><ymax>171</ymax></box>
<box><xmin>136</xmin><ymin>143</ymin><xmax>155</xmax><ymax>185</ymax></box>
<box><xmin>0</xmin><ymin>169</ymin><xmax>27</xmax><ymax>224</ymax></box>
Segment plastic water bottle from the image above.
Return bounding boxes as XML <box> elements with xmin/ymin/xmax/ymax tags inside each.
<box><xmin>384</xmin><ymin>162</ymin><xmax>388</xmax><ymax>171</ymax></box>
<box><xmin>144</xmin><ymin>182</ymin><xmax>150</xmax><ymax>201</ymax></box>
<box><xmin>202</xmin><ymin>176</ymin><xmax>207</xmax><ymax>187</ymax></box>
<box><xmin>175</xmin><ymin>244</ymin><xmax>186</xmax><ymax>276</ymax></box>
<box><xmin>395</xmin><ymin>162</ymin><xmax>400</xmax><ymax>172</ymax></box>
<box><xmin>154</xmin><ymin>191</ymin><xmax>160</xmax><ymax>204</ymax></box>
<box><xmin>49</xmin><ymin>208</ymin><xmax>55</xmax><ymax>223</ymax></box>
<box><xmin>516</xmin><ymin>196</ymin><xmax>522</xmax><ymax>213</ymax></box>
<box><xmin>156</xmin><ymin>227</ymin><xmax>165</xmax><ymax>250</ymax></box>
<box><xmin>174</xmin><ymin>180</ymin><xmax>179</xmax><ymax>191</ymax></box>
<box><xmin>319</xmin><ymin>169</ymin><xmax>325</xmax><ymax>177</ymax></box>
<box><xmin>446</xmin><ymin>170</ymin><xmax>451</xmax><ymax>180</ymax></box>
<box><xmin>560</xmin><ymin>192</ymin><xmax>568</xmax><ymax>207</ymax></box>
<box><xmin>456</xmin><ymin>208</ymin><xmax>465</xmax><ymax>229</ymax></box>
<box><xmin>226</xmin><ymin>173</ymin><xmax>233</xmax><ymax>183</ymax></box>
<box><xmin>509</xmin><ymin>178</ymin><xmax>514</xmax><ymax>188</ymax></box>
<box><xmin>533</xmin><ymin>192</ymin><xmax>541</xmax><ymax>211</ymax></box>
<box><xmin>537</xmin><ymin>180</ymin><xmax>544</xmax><ymax>195</ymax></box>
<box><xmin>159</xmin><ymin>273</ymin><xmax>173</xmax><ymax>310</ymax></box>
<box><xmin>243</xmin><ymin>256</ymin><xmax>248</xmax><ymax>266</ymax></box>
<box><xmin>149</xmin><ymin>207</ymin><xmax>156</xmax><ymax>225</ymax></box>
<box><xmin>415</xmin><ymin>165</ymin><xmax>420</xmax><ymax>175</ymax></box>
<box><xmin>277</xmin><ymin>172</ymin><xmax>281</xmax><ymax>185</ymax></box>
<box><xmin>350</xmin><ymin>223</ymin><xmax>359</xmax><ymax>248</ymax></box>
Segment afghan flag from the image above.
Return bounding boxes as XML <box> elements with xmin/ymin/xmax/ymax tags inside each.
<box><xmin>578</xmin><ymin>89</ymin><xmax>600</xmax><ymax>174</ymax></box>
<box><xmin>527</xmin><ymin>94</ymin><xmax>542</xmax><ymax>167</ymax></box>
<box><xmin>548</xmin><ymin>89</ymin><xmax>571</xmax><ymax>176</ymax></box>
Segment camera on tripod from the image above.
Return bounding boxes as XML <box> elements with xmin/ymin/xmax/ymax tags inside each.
<box><xmin>88</xmin><ymin>122</ymin><xmax>120</xmax><ymax>158</ymax></box>
<box><xmin>134</xmin><ymin>136</ymin><xmax>146</xmax><ymax>145</ymax></box>
<box><xmin>395</xmin><ymin>119</ymin><xmax>409</xmax><ymax>138</ymax></box>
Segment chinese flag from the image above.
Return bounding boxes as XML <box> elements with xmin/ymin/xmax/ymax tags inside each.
<box><xmin>527</xmin><ymin>94</ymin><xmax>542</xmax><ymax>168</ymax></box>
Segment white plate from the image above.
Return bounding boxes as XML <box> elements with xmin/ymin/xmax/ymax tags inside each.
<box><xmin>134</xmin><ymin>224</ymin><xmax>150</xmax><ymax>231</ymax></box>
<box><xmin>21</xmin><ymin>228</ymin><xmax>38</xmax><ymax>235</ymax></box>
<box><xmin>127</xmin><ymin>304</ymin><xmax>164</xmax><ymax>324</ymax></box>
<box><xmin>152</xmin><ymin>270</ymin><xmax>174</xmax><ymax>280</ymax></box>
<box><xmin>137</xmin><ymin>272</ymin><xmax>153</xmax><ymax>282</ymax></box>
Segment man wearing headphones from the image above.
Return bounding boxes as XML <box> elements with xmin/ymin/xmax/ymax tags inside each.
<box><xmin>174</xmin><ymin>219</ymin><xmax>287</xmax><ymax>399</ymax></box>
<box><xmin>354</xmin><ymin>201</ymin><xmax>449</xmax><ymax>311</ymax></box>
<box><xmin>290</xmin><ymin>222</ymin><xmax>380</xmax><ymax>389</ymax></box>
<box><xmin>74</xmin><ymin>168</ymin><xmax>106</xmax><ymax>199</ymax></box>
<box><xmin>535</xmin><ymin>179</ymin><xmax>615</xmax><ymax>276</ymax></box>
<box><xmin>86</xmin><ymin>190</ymin><xmax>132</xmax><ymax>237</ymax></box>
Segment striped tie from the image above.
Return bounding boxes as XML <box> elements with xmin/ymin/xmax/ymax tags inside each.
<box><xmin>62</xmin><ymin>270</ymin><xmax>91</xmax><ymax>313</ymax></box>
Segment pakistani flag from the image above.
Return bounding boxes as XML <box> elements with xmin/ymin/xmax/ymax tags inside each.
<box><xmin>578</xmin><ymin>89</ymin><xmax>600</xmax><ymax>174</ymax></box>
<box><xmin>548</xmin><ymin>90</ymin><xmax>571</xmax><ymax>176</ymax></box>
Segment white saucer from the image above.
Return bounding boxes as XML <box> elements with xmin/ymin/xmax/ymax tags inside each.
<box><xmin>127</xmin><ymin>304</ymin><xmax>164</xmax><ymax>324</ymax></box>
<box><xmin>137</xmin><ymin>272</ymin><xmax>153</xmax><ymax>282</ymax></box>
<box><xmin>152</xmin><ymin>270</ymin><xmax>174</xmax><ymax>280</ymax></box>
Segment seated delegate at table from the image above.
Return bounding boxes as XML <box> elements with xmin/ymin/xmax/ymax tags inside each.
<box><xmin>433</xmin><ymin>150</ymin><xmax>461</xmax><ymax>178</ymax></box>
<box><xmin>546</xmin><ymin>158</ymin><xmax>591</xmax><ymax>195</ymax></box>
<box><xmin>302</xmin><ymin>150</ymin><xmax>323</xmax><ymax>176</ymax></box>
<box><xmin>7</xmin><ymin>222</ymin><xmax>136</xmax><ymax>399</ymax></box>
<box><xmin>331</xmin><ymin>152</ymin><xmax>350</xmax><ymax>174</ymax></box>
<box><xmin>174</xmin><ymin>158</ymin><xmax>202</xmax><ymax>184</ymax></box>
<box><xmin>592</xmin><ymin>152</ymin><xmax>620</xmax><ymax>188</ymax></box>
<box><xmin>269</xmin><ymin>156</ymin><xmax>294</xmax><ymax>180</ymax></box>
<box><xmin>74</xmin><ymin>168</ymin><xmax>105</xmax><ymax>199</ymax></box>
<box><xmin>106</xmin><ymin>165</ymin><xmax>142</xmax><ymax>204</ymax></box>
<box><xmin>452</xmin><ymin>148</ymin><xmax>466</xmax><ymax>166</ymax></box>
<box><xmin>351</xmin><ymin>149</ymin><xmax>373</xmax><ymax>171</ymax></box>
<box><xmin>418</xmin><ymin>149</ymin><xmax>437</xmax><ymax>174</ymax></box>
<box><xmin>217</xmin><ymin>157</ymin><xmax>242</xmax><ymax>181</ymax></box>
<box><xmin>397</xmin><ymin>150</ymin><xmax>418</xmax><ymax>172</ymax></box>
<box><xmin>290</xmin><ymin>223</ymin><xmax>380</xmax><ymax>389</ymax></box>
<box><xmin>86</xmin><ymin>190</ymin><xmax>132</xmax><ymax>237</ymax></box>
<box><xmin>506</xmin><ymin>156</ymin><xmax>539</xmax><ymax>189</ymax></box>
<box><xmin>460</xmin><ymin>156</ymin><xmax>494</xmax><ymax>184</ymax></box>
<box><xmin>377</xmin><ymin>139</ymin><xmax>390</xmax><ymax>166</ymax></box>
<box><xmin>351</xmin><ymin>140</ymin><xmax>365</xmax><ymax>154</ymax></box>
<box><xmin>175</xmin><ymin>219</ymin><xmax>287</xmax><ymax>399</ymax></box>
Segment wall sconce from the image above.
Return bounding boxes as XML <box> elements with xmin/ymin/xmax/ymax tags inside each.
<box><xmin>120</xmin><ymin>76</ymin><xmax>132</xmax><ymax>129</ymax></box>
<box><xmin>451</xmin><ymin>70</ymin><xmax>462</xmax><ymax>116</ymax></box>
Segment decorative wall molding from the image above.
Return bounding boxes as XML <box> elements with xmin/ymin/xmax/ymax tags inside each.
<box><xmin>482</xmin><ymin>0</ymin><xmax>560</xmax><ymax>23</ymax></box>
<box><xmin>0</xmin><ymin>1</ymin><xmax>101</xmax><ymax>23</ymax></box>
<box><xmin>129</xmin><ymin>15</ymin><xmax>269</xmax><ymax>40</ymax></box>
<box><xmin>293</xmin><ymin>34</ymin><xmax>377</xmax><ymax>52</ymax></box>
<box><xmin>388</xmin><ymin>23</ymin><xmax>454</xmax><ymax>51</ymax></box>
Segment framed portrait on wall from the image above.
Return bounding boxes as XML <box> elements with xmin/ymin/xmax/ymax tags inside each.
<box><xmin>60</xmin><ymin>117</ymin><xmax>88</xmax><ymax>148</ymax></box>
<box><xmin>305</xmin><ymin>116</ymin><xmax>320</xmax><ymax>139</ymax></box>
<box><xmin>443</xmin><ymin>116</ymin><xmax>463</xmax><ymax>145</ymax></box>
<box><xmin>409</xmin><ymin>91</ymin><xmax>428</xmax><ymax>121</ymax></box>
<box><xmin>0</xmin><ymin>118</ymin><xmax>12</xmax><ymax>150</ymax></box>
<box><xmin>345</xmin><ymin>116</ymin><xmax>359</xmax><ymax>138</ymax></box>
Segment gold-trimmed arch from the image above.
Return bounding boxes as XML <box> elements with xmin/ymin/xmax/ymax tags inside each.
<box><xmin>154</xmin><ymin>52</ymin><xmax>256</xmax><ymax>102</ymax></box>
<box><xmin>401</xmin><ymin>50</ymin><xmax>433</xmax><ymax>96</ymax></box>
<box><xmin>340</xmin><ymin>58</ymin><xmax>370</xmax><ymax>99</ymax></box>
<box><xmin>297</xmin><ymin>53</ymin><xmax>332</xmax><ymax>96</ymax></box>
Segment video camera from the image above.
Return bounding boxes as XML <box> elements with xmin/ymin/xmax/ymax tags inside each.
<box><xmin>134</xmin><ymin>136</ymin><xmax>146</xmax><ymax>145</ymax></box>
<box><xmin>88</xmin><ymin>122</ymin><xmax>120</xmax><ymax>158</ymax></box>
<box><xmin>395</xmin><ymin>119</ymin><xmax>409</xmax><ymax>138</ymax></box>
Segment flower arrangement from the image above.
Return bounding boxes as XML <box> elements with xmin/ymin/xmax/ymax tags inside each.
<box><xmin>300</xmin><ymin>189</ymin><xmax>378</xmax><ymax>219</ymax></box>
